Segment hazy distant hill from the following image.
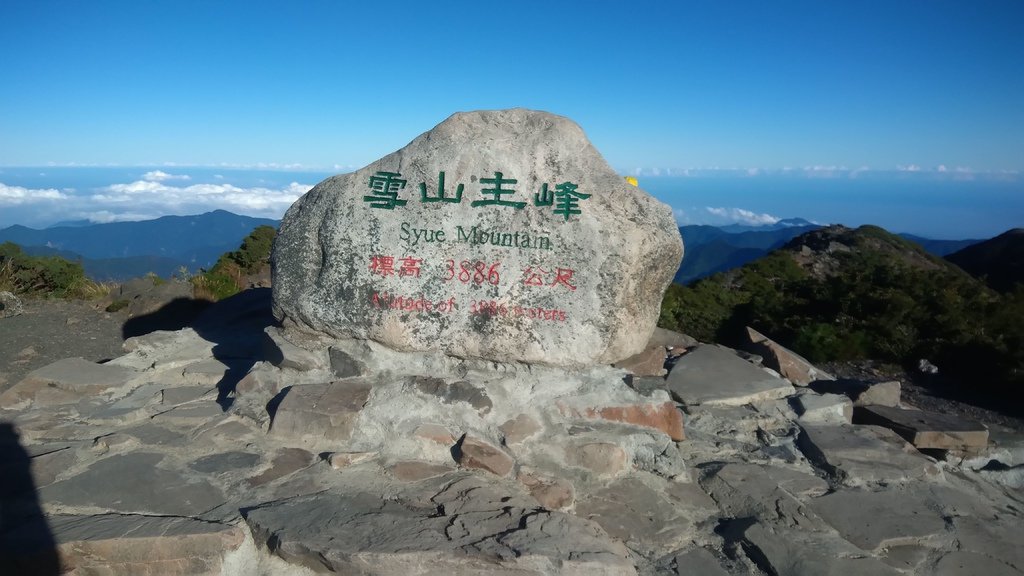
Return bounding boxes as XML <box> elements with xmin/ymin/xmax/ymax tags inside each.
<box><xmin>675</xmin><ymin>220</ymin><xmax>821</xmax><ymax>283</ymax></box>
<box><xmin>2</xmin><ymin>210</ymin><xmax>280</xmax><ymax>281</ymax></box>
<box><xmin>946</xmin><ymin>228</ymin><xmax>1024</xmax><ymax>292</ymax></box>
<box><xmin>898</xmin><ymin>233</ymin><xmax>980</xmax><ymax>257</ymax></box>
<box><xmin>675</xmin><ymin>219</ymin><xmax>983</xmax><ymax>285</ymax></box>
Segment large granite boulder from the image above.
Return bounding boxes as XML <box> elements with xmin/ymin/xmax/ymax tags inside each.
<box><xmin>273</xmin><ymin>109</ymin><xmax>682</xmax><ymax>367</ymax></box>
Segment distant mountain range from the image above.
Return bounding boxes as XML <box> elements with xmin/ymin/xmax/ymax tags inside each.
<box><xmin>676</xmin><ymin>218</ymin><xmax>983</xmax><ymax>284</ymax></box>
<box><xmin>0</xmin><ymin>209</ymin><xmax>1001</xmax><ymax>285</ymax></box>
<box><xmin>0</xmin><ymin>210</ymin><xmax>279</xmax><ymax>281</ymax></box>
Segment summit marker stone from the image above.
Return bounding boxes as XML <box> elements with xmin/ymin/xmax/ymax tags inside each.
<box><xmin>272</xmin><ymin>109</ymin><xmax>683</xmax><ymax>367</ymax></box>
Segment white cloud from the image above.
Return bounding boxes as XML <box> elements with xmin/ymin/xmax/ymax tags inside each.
<box><xmin>705</xmin><ymin>206</ymin><xmax>780</xmax><ymax>226</ymax></box>
<box><xmin>0</xmin><ymin>183</ymin><xmax>69</xmax><ymax>205</ymax></box>
<box><xmin>91</xmin><ymin>179</ymin><xmax>313</xmax><ymax>218</ymax></box>
<box><xmin>142</xmin><ymin>170</ymin><xmax>191</xmax><ymax>182</ymax></box>
<box><xmin>672</xmin><ymin>208</ymin><xmax>691</xmax><ymax>225</ymax></box>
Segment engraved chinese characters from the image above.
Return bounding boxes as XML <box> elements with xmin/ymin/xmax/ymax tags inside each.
<box><xmin>272</xmin><ymin>109</ymin><xmax>683</xmax><ymax>367</ymax></box>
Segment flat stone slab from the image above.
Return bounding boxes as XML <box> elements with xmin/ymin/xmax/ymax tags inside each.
<box><xmin>268</xmin><ymin>381</ymin><xmax>372</xmax><ymax>447</ymax></box>
<box><xmin>40</xmin><ymin>452</ymin><xmax>225</xmax><ymax>516</ymax></box>
<box><xmin>0</xmin><ymin>357</ymin><xmax>137</xmax><ymax>409</ymax></box>
<box><xmin>243</xmin><ymin>476</ymin><xmax>635</xmax><ymax>574</ymax></box>
<box><xmin>742</xmin><ymin>523</ymin><xmax>902</xmax><ymax>576</ymax></box>
<box><xmin>798</xmin><ymin>424</ymin><xmax>939</xmax><ymax>485</ymax></box>
<box><xmin>575</xmin><ymin>474</ymin><xmax>717</xmax><ymax>557</ymax></box>
<box><xmin>701</xmin><ymin>463</ymin><xmax>829</xmax><ymax>527</ymax></box>
<box><xmin>37</xmin><ymin>514</ymin><xmax>244</xmax><ymax>575</ymax></box>
<box><xmin>854</xmin><ymin>405</ymin><xmax>989</xmax><ymax>450</ymax></box>
<box><xmin>794</xmin><ymin>392</ymin><xmax>852</xmax><ymax>424</ymax></box>
<box><xmin>808</xmin><ymin>488</ymin><xmax>950</xmax><ymax>551</ymax></box>
<box><xmin>667</xmin><ymin>345</ymin><xmax>793</xmax><ymax>406</ymax></box>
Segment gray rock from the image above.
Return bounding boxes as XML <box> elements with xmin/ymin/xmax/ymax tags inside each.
<box><xmin>1</xmin><ymin>357</ymin><xmax>137</xmax><ymax>409</ymax></box>
<box><xmin>614</xmin><ymin>346</ymin><xmax>667</xmax><ymax>377</ymax></box>
<box><xmin>854</xmin><ymin>405</ymin><xmax>989</xmax><ymax>451</ymax></box>
<box><xmin>51</xmin><ymin>513</ymin><xmax>245</xmax><ymax>575</ymax></box>
<box><xmin>329</xmin><ymin>346</ymin><xmax>367</xmax><ymax>378</ymax></box>
<box><xmin>701</xmin><ymin>463</ymin><xmax>828</xmax><ymax>528</ymax></box>
<box><xmin>272</xmin><ymin>109</ymin><xmax>682</xmax><ymax>368</ymax></box>
<box><xmin>0</xmin><ymin>291</ymin><xmax>23</xmax><ymax>318</ymax></box>
<box><xmin>40</xmin><ymin>452</ymin><xmax>225</xmax><ymax>516</ymax></box>
<box><xmin>934</xmin><ymin>552</ymin><xmax>1022</xmax><ymax>576</ymax></box>
<box><xmin>746</xmin><ymin>326</ymin><xmax>833</xmax><ymax>385</ymax></box>
<box><xmin>263</xmin><ymin>326</ymin><xmax>327</xmax><ymax>371</ymax></box>
<box><xmin>811</xmin><ymin>379</ymin><xmax>901</xmax><ymax>407</ymax></box>
<box><xmin>794</xmin><ymin>392</ymin><xmax>852</xmax><ymax>424</ymax></box>
<box><xmin>268</xmin><ymin>381</ymin><xmax>372</xmax><ymax>447</ymax></box>
<box><xmin>667</xmin><ymin>345</ymin><xmax>793</xmax><ymax>406</ymax></box>
<box><xmin>188</xmin><ymin>451</ymin><xmax>261</xmax><ymax>474</ymax></box>
<box><xmin>670</xmin><ymin>547</ymin><xmax>731</xmax><ymax>576</ymax></box>
<box><xmin>742</xmin><ymin>523</ymin><xmax>902</xmax><ymax>576</ymax></box>
<box><xmin>808</xmin><ymin>488</ymin><xmax>950</xmax><ymax>552</ymax></box>
<box><xmin>244</xmin><ymin>476</ymin><xmax>634</xmax><ymax>574</ymax></box>
<box><xmin>412</xmin><ymin>376</ymin><xmax>492</xmax><ymax>414</ymax></box>
<box><xmin>797</xmin><ymin>424</ymin><xmax>940</xmax><ymax>485</ymax></box>
<box><xmin>455</xmin><ymin>434</ymin><xmax>514</xmax><ymax>477</ymax></box>
<box><xmin>646</xmin><ymin>327</ymin><xmax>698</xmax><ymax>351</ymax></box>
<box><xmin>575</xmin><ymin>474</ymin><xmax>716</xmax><ymax>557</ymax></box>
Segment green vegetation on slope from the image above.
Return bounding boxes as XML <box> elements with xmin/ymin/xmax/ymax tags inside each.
<box><xmin>660</xmin><ymin>225</ymin><xmax>1023</xmax><ymax>392</ymax></box>
<box><xmin>0</xmin><ymin>241</ymin><xmax>109</xmax><ymax>299</ymax></box>
<box><xmin>191</xmin><ymin>225</ymin><xmax>277</xmax><ymax>301</ymax></box>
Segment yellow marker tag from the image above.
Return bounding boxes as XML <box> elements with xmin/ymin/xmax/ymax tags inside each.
<box><xmin>624</xmin><ymin>176</ymin><xmax>639</xmax><ymax>187</ymax></box>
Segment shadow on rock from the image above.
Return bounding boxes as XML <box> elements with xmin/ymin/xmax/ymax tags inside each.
<box><xmin>121</xmin><ymin>297</ymin><xmax>212</xmax><ymax>339</ymax></box>
<box><xmin>191</xmin><ymin>288</ymin><xmax>278</xmax><ymax>409</ymax></box>
<box><xmin>121</xmin><ymin>288</ymin><xmax>278</xmax><ymax>410</ymax></box>
<box><xmin>0</xmin><ymin>423</ymin><xmax>61</xmax><ymax>574</ymax></box>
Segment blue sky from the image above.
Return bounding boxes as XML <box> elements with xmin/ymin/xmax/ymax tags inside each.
<box><xmin>1</xmin><ymin>1</ymin><xmax>1022</xmax><ymax>237</ymax></box>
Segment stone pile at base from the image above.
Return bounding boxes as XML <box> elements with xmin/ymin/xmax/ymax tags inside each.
<box><xmin>0</xmin><ymin>288</ymin><xmax>1022</xmax><ymax>575</ymax></box>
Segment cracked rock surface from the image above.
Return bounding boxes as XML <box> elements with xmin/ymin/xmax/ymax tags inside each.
<box><xmin>1</xmin><ymin>290</ymin><xmax>1022</xmax><ymax>575</ymax></box>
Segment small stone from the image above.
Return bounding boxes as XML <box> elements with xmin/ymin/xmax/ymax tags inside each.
<box><xmin>667</xmin><ymin>345</ymin><xmax>793</xmax><ymax>407</ymax></box>
<box><xmin>413</xmin><ymin>423</ymin><xmax>455</xmax><ymax>445</ymax></box>
<box><xmin>327</xmin><ymin>451</ymin><xmax>376</xmax><ymax>469</ymax></box>
<box><xmin>746</xmin><ymin>326</ymin><xmax>834</xmax><ymax>385</ymax></box>
<box><xmin>499</xmin><ymin>414</ymin><xmax>542</xmax><ymax>446</ymax></box>
<box><xmin>567</xmin><ymin>442</ymin><xmax>629</xmax><ymax>476</ymax></box>
<box><xmin>388</xmin><ymin>461</ymin><xmax>455</xmax><ymax>481</ymax></box>
<box><xmin>614</xmin><ymin>346</ymin><xmax>667</xmax><ymax>377</ymax></box>
<box><xmin>329</xmin><ymin>347</ymin><xmax>367</xmax><ymax>378</ymax></box>
<box><xmin>854</xmin><ymin>405</ymin><xmax>989</xmax><ymax>451</ymax></box>
<box><xmin>263</xmin><ymin>326</ymin><xmax>326</xmax><ymax>371</ymax></box>
<box><xmin>454</xmin><ymin>435</ymin><xmax>514</xmax><ymax>477</ymax></box>
<box><xmin>181</xmin><ymin>358</ymin><xmax>230</xmax><ymax>386</ymax></box>
<box><xmin>188</xmin><ymin>451</ymin><xmax>261</xmax><ymax>474</ymax></box>
<box><xmin>854</xmin><ymin>381</ymin><xmax>902</xmax><ymax>407</ymax></box>
<box><xmin>558</xmin><ymin>399</ymin><xmax>685</xmax><ymax>441</ymax></box>
<box><xmin>412</xmin><ymin>376</ymin><xmax>492</xmax><ymax>414</ymax></box>
<box><xmin>269</xmin><ymin>381</ymin><xmax>372</xmax><ymax>447</ymax></box>
<box><xmin>234</xmin><ymin>361</ymin><xmax>285</xmax><ymax>397</ymax></box>
<box><xmin>517</xmin><ymin>468</ymin><xmax>575</xmax><ymax>509</ymax></box>
<box><xmin>647</xmin><ymin>327</ymin><xmax>698</xmax><ymax>350</ymax></box>
<box><xmin>794</xmin><ymin>392</ymin><xmax>853</xmax><ymax>424</ymax></box>
<box><xmin>247</xmin><ymin>447</ymin><xmax>315</xmax><ymax>487</ymax></box>
<box><xmin>0</xmin><ymin>291</ymin><xmax>24</xmax><ymax>318</ymax></box>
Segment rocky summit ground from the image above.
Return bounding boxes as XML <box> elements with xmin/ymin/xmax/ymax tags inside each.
<box><xmin>1</xmin><ymin>289</ymin><xmax>1023</xmax><ymax>575</ymax></box>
